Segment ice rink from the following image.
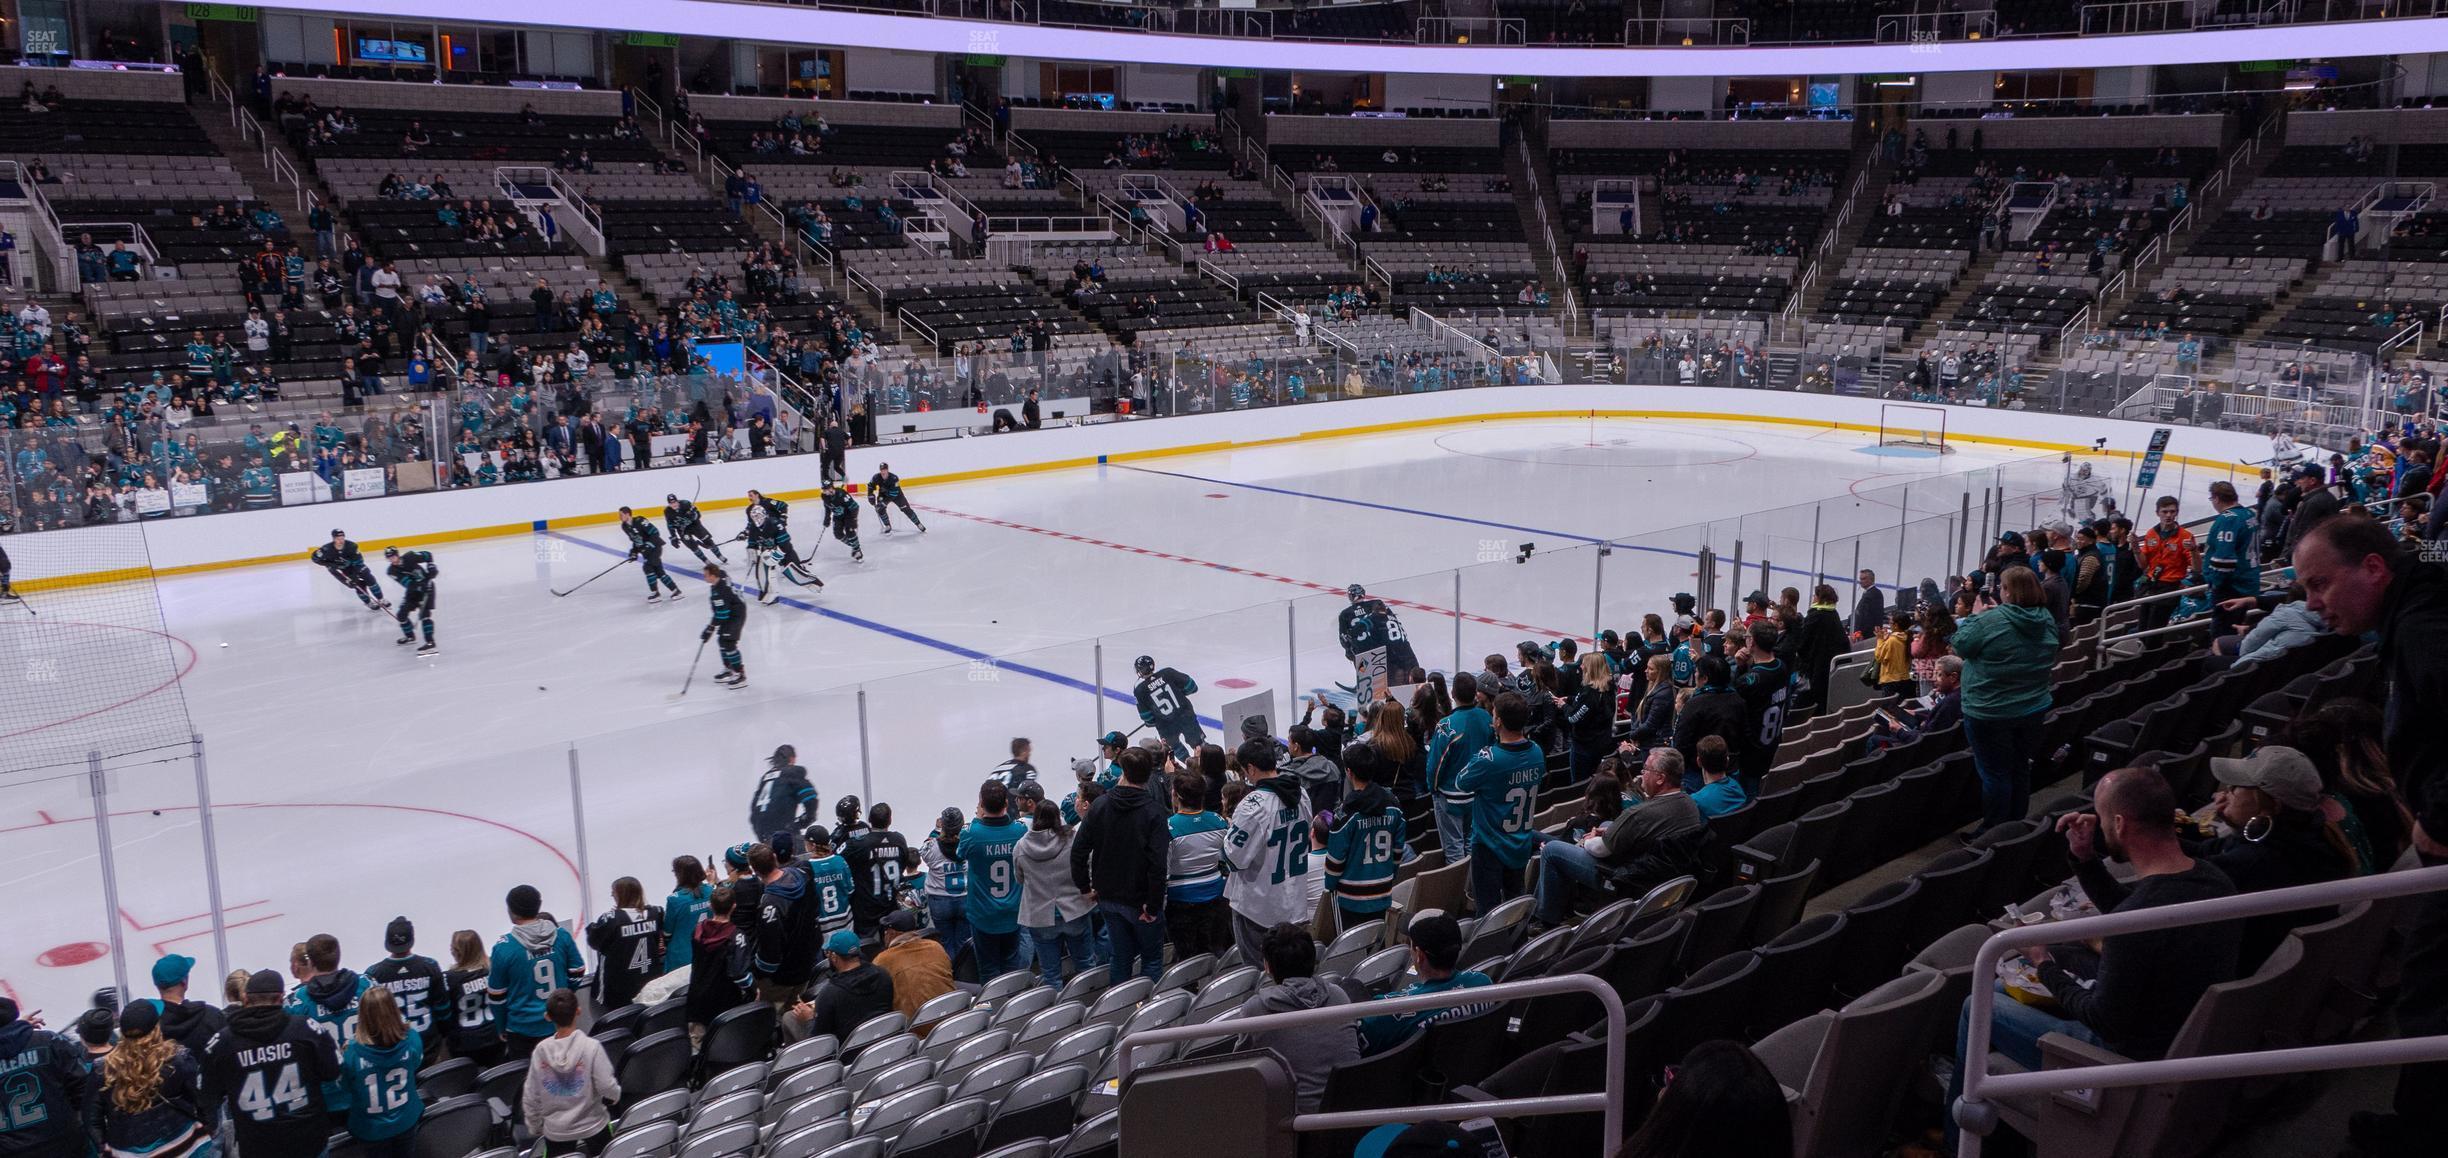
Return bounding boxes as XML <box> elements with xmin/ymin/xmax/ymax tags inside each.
<box><xmin>2</xmin><ymin>415</ymin><xmax>2128</xmax><ymax>1014</ymax></box>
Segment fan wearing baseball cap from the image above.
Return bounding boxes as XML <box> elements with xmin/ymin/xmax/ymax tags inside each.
<box><xmin>2189</xmin><ymin>746</ymin><xmax>2360</xmax><ymax>969</ymax></box>
<box><xmin>792</xmin><ymin>930</ymin><xmax>895</xmax><ymax>1042</ymax></box>
<box><xmin>873</xmin><ymin>910</ymin><xmax>955</xmax><ymax>1024</ymax></box>
<box><xmin>147</xmin><ymin>953</ymin><xmax>226</xmax><ymax>1055</ymax></box>
<box><xmin>200</xmin><ymin>970</ymin><xmax>341</xmax><ymax>1158</ymax></box>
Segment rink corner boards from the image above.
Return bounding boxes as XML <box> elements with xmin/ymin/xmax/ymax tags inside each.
<box><xmin>18</xmin><ymin>404</ymin><xmax>2248</xmax><ymax>595</ymax></box>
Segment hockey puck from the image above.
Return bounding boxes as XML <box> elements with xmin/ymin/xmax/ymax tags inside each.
<box><xmin>538</xmin><ymin>686</ymin><xmax>548</xmax><ymax>691</ymax></box>
<box><xmin>151</xmin><ymin>810</ymin><xmax>161</xmax><ymax>816</ymax></box>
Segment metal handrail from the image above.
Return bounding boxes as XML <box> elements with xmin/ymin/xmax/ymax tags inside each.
<box><xmin>207</xmin><ymin>69</ymin><xmax>238</xmax><ymax>126</ymax></box>
<box><xmin>269</xmin><ymin>149</ymin><xmax>308</xmax><ymax>213</ymax></box>
<box><xmin>238</xmin><ymin>106</ymin><xmax>270</xmax><ymax>159</ymax></box>
<box><xmin>62</xmin><ymin>220</ymin><xmax>162</xmax><ymax>269</ymax></box>
<box><xmin>1623</xmin><ymin>16</ymin><xmax>1753</xmax><ymax>44</ymax></box>
<box><xmin>2</xmin><ymin>160</ymin><xmax>77</xmax><ymax>290</ymax></box>
<box><xmin>897</xmin><ymin>306</ymin><xmax>942</xmax><ymax>351</ymax></box>
<box><xmin>1956</xmin><ymin>865</ymin><xmax>2448</xmax><ymax>1156</ymax></box>
<box><xmin>1195</xmin><ymin>257</ymin><xmax>1242</xmax><ymax>295</ymax></box>
<box><xmin>1416</xmin><ymin>16</ymin><xmax>1525</xmax><ymax>44</ymax></box>
<box><xmin>846</xmin><ymin>264</ymin><xmax>886</xmax><ymax>307</ymax></box>
<box><xmin>1118</xmin><ymin>973</ymin><xmax>1626</xmax><ymax>1144</ymax></box>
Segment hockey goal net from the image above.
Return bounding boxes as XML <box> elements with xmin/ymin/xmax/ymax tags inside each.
<box><xmin>1878</xmin><ymin>403</ymin><xmax>1955</xmax><ymax>454</ymax></box>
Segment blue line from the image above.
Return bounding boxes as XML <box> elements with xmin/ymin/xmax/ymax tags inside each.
<box><xmin>1119</xmin><ymin>464</ymin><xmax>1606</xmax><ymax>545</ymax></box>
<box><xmin>1114</xmin><ymin>464</ymin><xmax>1849</xmax><ymax>586</ymax></box>
<box><xmin>544</xmin><ymin>530</ymin><xmax>1226</xmax><ymax>729</ymax></box>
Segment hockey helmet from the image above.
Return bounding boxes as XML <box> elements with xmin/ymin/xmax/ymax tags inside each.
<box><xmin>330</xmin><ymin>528</ymin><xmax>346</xmax><ymax>538</ymax></box>
<box><xmin>666</xmin><ymin>494</ymin><xmax>680</xmax><ymax>504</ymax></box>
<box><xmin>1346</xmin><ymin>583</ymin><xmax>1367</xmax><ymax>603</ymax></box>
<box><xmin>835</xmin><ymin>794</ymin><xmax>863</xmax><ymax>823</ymax></box>
<box><xmin>1133</xmin><ymin>655</ymin><xmax>1156</xmax><ymax>675</ymax></box>
<box><xmin>382</xmin><ymin>546</ymin><xmax>400</xmax><ymax>558</ymax></box>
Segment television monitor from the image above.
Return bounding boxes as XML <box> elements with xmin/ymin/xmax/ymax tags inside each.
<box><xmin>354</xmin><ymin>38</ymin><xmax>429</xmax><ymax>64</ymax></box>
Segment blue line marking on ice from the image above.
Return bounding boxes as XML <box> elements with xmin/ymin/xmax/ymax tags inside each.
<box><xmin>544</xmin><ymin>529</ymin><xmax>1223</xmax><ymax>729</ymax></box>
<box><xmin>1118</xmin><ymin>464</ymin><xmax>1605</xmax><ymax>544</ymax></box>
<box><xmin>1113</xmin><ymin>464</ymin><xmax>1847</xmax><ymax>583</ymax></box>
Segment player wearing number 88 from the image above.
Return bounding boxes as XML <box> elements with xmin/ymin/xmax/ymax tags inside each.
<box><xmin>1457</xmin><ymin>692</ymin><xmax>1547</xmax><ymax>916</ymax></box>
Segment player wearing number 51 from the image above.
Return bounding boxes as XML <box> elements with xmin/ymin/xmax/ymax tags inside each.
<box><xmin>1457</xmin><ymin>692</ymin><xmax>1546</xmax><ymax>916</ymax></box>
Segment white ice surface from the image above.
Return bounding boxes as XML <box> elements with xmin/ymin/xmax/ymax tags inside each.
<box><xmin>2</xmin><ymin>417</ymin><xmax>2103</xmax><ymax>1014</ymax></box>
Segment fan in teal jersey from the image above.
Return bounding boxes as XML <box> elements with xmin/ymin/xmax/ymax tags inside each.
<box><xmin>1424</xmin><ymin>672</ymin><xmax>1493</xmax><ymax>865</ymax></box>
<box><xmin>960</xmin><ymin>781</ymin><xmax>1031</xmax><ymax>981</ymax></box>
<box><xmin>800</xmin><ymin>828</ymin><xmax>858</xmax><ymax>940</ymax></box>
<box><xmin>339</xmin><ymin>986</ymin><xmax>425</xmax><ymax>1154</ymax></box>
<box><xmin>485</xmin><ymin>885</ymin><xmax>586</xmax><ymax>1056</ymax></box>
<box><xmin>284</xmin><ymin>933</ymin><xmax>371</xmax><ymax>1112</ymax></box>
<box><xmin>1456</xmin><ymin>693</ymin><xmax>1546</xmax><ymax>916</ymax></box>
<box><xmin>1320</xmin><ymin>744</ymin><xmax>1407</xmax><ymax>931</ymax></box>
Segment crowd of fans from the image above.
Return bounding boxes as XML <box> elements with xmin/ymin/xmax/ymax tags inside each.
<box><xmin>7</xmin><ymin>439</ymin><xmax>2443</xmax><ymax>1155</ymax></box>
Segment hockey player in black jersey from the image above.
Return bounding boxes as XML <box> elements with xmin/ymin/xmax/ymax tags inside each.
<box><xmin>1132</xmin><ymin>655</ymin><xmax>1206</xmax><ymax>761</ymax></box>
<box><xmin>384</xmin><ymin>547</ymin><xmax>439</xmax><ymax>654</ymax></box>
<box><xmin>749</xmin><ymin>744</ymin><xmax>819</xmax><ymax>838</ymax></box>
<box><xmin>619</xmin><ymin>506</ymin><xmax>684</xmax><ymax>603</ymax></box>
<box><xmin>702</xmin><ymin>563</ymin><xmax>748</xmax><ymax>686</ymax></box>
<box><xmin>841</xmin><ymin>802</ymin><xmax>914</xmax><ymax>936</ymax></box>
<box><xmin>827</xmin><ymin>794</ymin><xmax>870</xmax><ymax>851</ymax></box>
<box><xmin>312</xmin><ymin>529</ymin><xmax>389</xmax><ymax>610</ymax></box>
<box><xmin>664</xmin><ymin>493</ymin><xmax>726</xmax><ymax>564</ymax></box>
<box><xmin>0</xmin><ymin>540</ymin><xmax>13</xmax><ymax>601</ymax></box>
<box><xmin>740</xmin><ymin>489</ymin><xmax>819</xmax><ymax>604</ymax></box>
<box><xmin>867</xmin><ymin>463</ymin><xmax>925</xmax><ymax>533</ymax></box>
<box><xmin>1336</xmin><ymin>585</ymin><xmax>1419</xmax><ymax>704</ymax></box>
<box><xmin>820</xmin><ymin>482</ymin><xmax>865</xmax><ymax>563</ymax></box>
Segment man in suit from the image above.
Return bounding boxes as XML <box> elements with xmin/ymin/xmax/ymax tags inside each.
<box><xmin>1850</xmin><ymin>569</ymin><xmax>1887</xmax><ymax>641</ymax></box>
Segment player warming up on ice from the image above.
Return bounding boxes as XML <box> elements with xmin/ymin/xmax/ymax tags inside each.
<box><xmin>748</xmin><ymin>744</ymin><xmax>818</xmax><ymax>840</ymax></box>
<box><xmin>1336</xmin><ymin>584</ymin><xmax>1418</xmax><ymax>706</ymax></box>
<box><xmin>384</xmin><ymin>547</ymin><xmax>439</xmax><ymax>654</ymax></box>
<box><xmin>1132</xmin><ymin>655</ymin><xmax>1205</xmax><ymax>761</ymax></box>
<box><xmin>868</xmin><ymin>463</ymin><xmax>925</xmax><ymax>534</ymax></box>
<box><xmin>740</xmin><ymin>489</ymin><xmax>821</xmax><ymax>603</ymax></box>
<box><xmin>311</xmin><ymin>530</ymin><xmax>389</xmax><ymax>611</ymax></box>
<box><xmin>664</xmin><ymin>493</ymin><xmax>726</xmax><ymax>565</ymax></box>
<box><xmin>820</xmin><ymin>482</ymin><xmax>865</xmax><ymax>563</ymax></box>
<box><xmin>0</xmin><ymin>542</ymin><xmax>17</xmax><ymax>602</ymax></box>
<box><xmin>702</xmin><ymin>562</ymin><xmax>749</xmax><ymax>687</ymax></box>
<box><xmin>619</xmin><ymin>507</ymin><xmax>684</xmax><ymax>603</ymax></box>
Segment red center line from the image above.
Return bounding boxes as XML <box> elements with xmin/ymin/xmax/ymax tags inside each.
<box><xmin>908</xmin><ymin>503</ymin><xmax>1584</xmax><ymax>640</ymax></box>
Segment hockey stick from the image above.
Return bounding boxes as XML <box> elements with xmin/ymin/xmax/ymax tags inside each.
<box><xmin>2</xmin><ymin>590</ymin><xmax>33</xmax><ymax>617</ymax></box>
<box><xmin>551</xmin><ymin>555</ymin><xmax>634</xmax><ymax>597</ymax></box>
<box><xmin>672</xmin><ymin>635</ymin><xmax>711</xmax><ymax>700</ymax></box>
